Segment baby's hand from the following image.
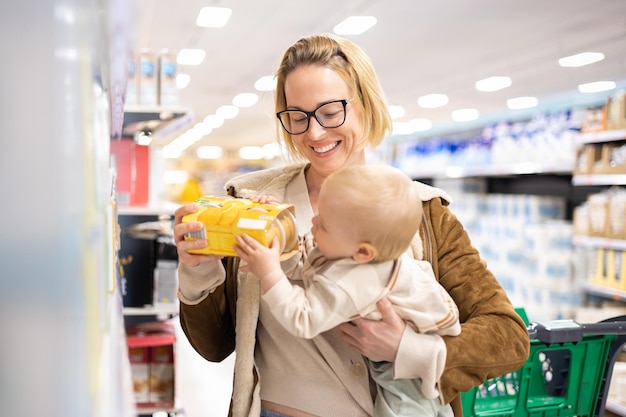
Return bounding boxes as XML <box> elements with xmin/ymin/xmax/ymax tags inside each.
<box><xmin>250</xmin><ymin>195</ymin><xmax>280</xmax><ymax>204</ymax></box>
<box><xmin>234</xmin><ymin>234</ymin><xmax>284</xmax><ymax>292</ymax></box>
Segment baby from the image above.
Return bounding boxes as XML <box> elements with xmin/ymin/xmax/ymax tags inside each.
<box><xmin>234</xmin><ymin>164</ymin><xmax>460</xmax><ymax>417</ymax></box>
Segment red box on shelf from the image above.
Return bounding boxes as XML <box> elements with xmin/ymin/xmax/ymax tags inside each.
<box><xmin>110</xmin><ymin>138</ymin><xmax>149</xmax><ymax>206</ymax></box>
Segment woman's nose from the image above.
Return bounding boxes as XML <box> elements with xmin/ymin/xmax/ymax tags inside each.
<box><xmin>306</xmin><ymin>117</ymin><xmax>326</xmax><ymax>140</ymax></box>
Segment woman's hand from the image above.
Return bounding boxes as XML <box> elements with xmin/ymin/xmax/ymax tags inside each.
<box><xmin>173</xmin><ymin>204</ymin><xmax>222</xmax><ymax>266</ymax></box>
<box><xmin>337</xmin><ymin>297</ymin><xmax>406</xmax><ymax>362</ymax></box>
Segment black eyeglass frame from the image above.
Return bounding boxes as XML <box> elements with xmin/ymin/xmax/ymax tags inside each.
<box><xmin>276</xmin><ymin>99</ymin><xmax>351</xmax><ymax>135</ymax></box>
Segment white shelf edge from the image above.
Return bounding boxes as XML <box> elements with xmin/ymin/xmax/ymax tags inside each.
<box><xmin>117</xmin><ymin>202</ymin><xmax>179</xmax><ymax>216</ymax></box>
<box><xmin>123</xmin><ymin>305</ymin><xmax>179</xmax><ymax>317</ymax></box>
<box><xmin>582</xmin><ymin>282</ymin><xmax>626</xmax><ymax>302</ymax></box>
<box><xmin>572</xmin><ymin>174</ymin><xmax>626</xmax><ymax>186</ymax></box>
<box><xmin>578</xmin><ymin>129</ymin><xmax>626</xmax><ymax>144</ymax></box>
<box><xmin>573</xmin><ymin>235</ymin><xmax>626</xmax><ymax>250</ymax></box>
<box><xmin>409</xmin><ymin>162</ymin><xmax>573</xmax><ymax>179</ymax></box>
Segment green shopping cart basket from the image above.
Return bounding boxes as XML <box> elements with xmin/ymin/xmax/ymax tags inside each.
<box><xmin>461</xmin><ymin>310</ymin><xmax>626</xmax><ymax>417</ymax></box>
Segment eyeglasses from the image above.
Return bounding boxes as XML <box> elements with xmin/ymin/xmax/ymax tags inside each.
<box><xmin>276</xmin><ymin>99</ymin><xmax>352</xmax><ymax>135</ymax></box>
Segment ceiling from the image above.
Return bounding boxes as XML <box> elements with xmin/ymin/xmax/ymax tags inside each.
<box><xmin>131</xmin><ymin>0</ymin><xmax>626</xmax><ymax>155</ymax></box>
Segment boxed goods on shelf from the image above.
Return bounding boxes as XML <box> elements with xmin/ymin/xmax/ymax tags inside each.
<box><xmin>601</xmin><ymin>141</ymin><xmax>626</xmax><ymax>175</ymax></box>
<box><xmin>127</xmin><ymin>321</ymin><xmax>176</xmax><ymax>409</ymax></box>
<box><xmin>607</xmin><ymin>90</ymin><xmax>626</xmax><ymax>131</ymax></box>
<box><xmin>574</xmin><ymin>143</ymin><xmax>605</xmax><ymax>175</ymax></box>
<box><xmin>577</xmin><ymin>188</ymin><xmax>626</xmax><ymax>239</ymax></box>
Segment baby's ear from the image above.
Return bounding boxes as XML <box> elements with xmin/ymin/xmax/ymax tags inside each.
<box><xmin>353</xmin><ymin>242</ymin><xmax>376</xmax><ymax>263</ymax></box>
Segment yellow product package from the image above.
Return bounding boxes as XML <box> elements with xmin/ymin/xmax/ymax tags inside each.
<box><xmin>182</xmin><ymin>195</ymin><xmax>297</xmax><ymax>257</ymax></box>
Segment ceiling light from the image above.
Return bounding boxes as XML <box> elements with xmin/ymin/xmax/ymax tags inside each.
<box><xmin>192</xmin><ymin>122</ymin><xmax>212</xmax><ymax>136</ymax></box>
<box><xmin>418</xmin><ymin>93</ymin><xmax>449</xmax><ymax>108</ymax></box>
<box><xmin>409</xmin><ymin>118</ymin><xmax>432</xmax><ymax>132</ymax></box>
<box><xmin>239</xmin><ymin>146</ymin><xmax>263</xmax><ymax>160</ymax></box>
<box><xmin>196</xmin><ymin>7</ymin><xmax>232</xmax><ymax>28</ymax></box>
<box><xmin>197</xmin><ymin>146</ymin><xmax>223</xmax><ymax>160</ymax></box>
<box><xmin>177</xmin><ymin>49</ymin><xmax>206</xmax><ymax>65</ymax></box>
<box><xmin>578</xmin><ymin>80</ymin><xmax>616</xmax><ymax>93</ymax></box>
<box><xmin>203</xmin><ymin>114</ymin><xmax>224</xmax><ymax>128</ymax></box>
<box><xmin>506</xmin><ymin>96</ymin><xmax>538</xmax><ymax>110</ymax></box>
<box><xmin>475</xmin><ymin>76</ymin><xmax>512</xmax><ymax>92</ymax></box>
<box><xmin>388</xmin><ymin>105</ymin><xmax>405</xmax><ymax>119</ymax></box>
<box><xmin>233</xmin><ymin>93</ymin><xmax>259</xmax><ymax>107</ymax></box>
<box><xmin>255</xmin><ymin>76</ymin><xmax>276</xmax><ymax>92</ymax></box>
<box><xmin>333</xmin><ymin>16</ymin><xmax>377</xmax><ymax>35</ymax></box>
<box><xmin>559</xmin><ymin>52</ymin><xmax>605</xmax><ymax>68</ymax></box>
<box><xmin>452</xmin><ymin>108</ymin><xmax>480</xmax><ymax>122</ymax></box>
<box><xmin>262</xmin><ymin>143</ymin><xmax>282</xmax><ymax>159</ymax></box>
<box><xmin>216</xmin><ymin>105</ymin><xmax>239</xmax><ymax>119</ymax></box>
<box><xmin>176</xmin><ymin>74</ymin><xmax>190</xmax><ymax>89</ymax></box>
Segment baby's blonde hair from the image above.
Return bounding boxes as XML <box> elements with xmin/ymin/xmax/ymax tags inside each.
<box><xmin>322</xmin><ymin>165</ymin><xmax>422</xmax><ymax>262</ymax></box>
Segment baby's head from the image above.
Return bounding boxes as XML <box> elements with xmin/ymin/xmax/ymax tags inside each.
<box><xmin>314</xmin><ymin>164</ymin><xmax>423</xmax><ymax>263</ymax></box>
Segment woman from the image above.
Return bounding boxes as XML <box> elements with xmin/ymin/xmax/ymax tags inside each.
<box><xmin>174</xmin><ymin>33</ymin><xmax>529</xmax><ymax>417</ymax></box>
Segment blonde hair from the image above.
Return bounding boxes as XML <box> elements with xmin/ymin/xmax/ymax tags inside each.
<box><xmin>274</xmin><ymin>34</ymin><xmax>392</xmax><ymax>160</ymax></box>
<box><xmin>322</xmin><ymin>165</ymin><xmax>423</xmax><ymax>262</ymax></box>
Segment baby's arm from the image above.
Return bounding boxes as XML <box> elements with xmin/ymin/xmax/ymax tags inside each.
<box><xmin>234</xmin><ymin>234</ymin><xmax>284</xmax><ymax>293</ymax></box>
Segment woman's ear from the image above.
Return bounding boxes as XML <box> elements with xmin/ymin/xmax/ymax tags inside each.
<box><xmin>352</xmin><ymin>242</ymin><xmax>377</xmax><ymax>263</ymax></box>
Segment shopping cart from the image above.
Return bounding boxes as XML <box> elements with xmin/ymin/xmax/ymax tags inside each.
<box><xmin>461</xmin><ymin>310</ymin><xmax>626</xmax><ymax>417</ymax></box>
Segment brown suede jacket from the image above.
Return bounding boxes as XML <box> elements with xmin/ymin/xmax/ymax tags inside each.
<box><xmin>178</xmin><ymin>163</ymin><xmax>530</xmax><ymax>417</ymax></box>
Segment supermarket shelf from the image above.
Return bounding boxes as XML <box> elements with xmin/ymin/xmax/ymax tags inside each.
<box><xmin>410</xmin><ymin>161</ymin><xmax>573</xmax><ymax>179</ymax></box>
<box><xmin>578</xmin><ymin>129</ymin><xmax>626</xmax><ymax>144</ymax></box>
<box><xmin>118</xmin><ymin>202</ymin><xmax>178</xmax><ymax>216</ymax></box>
<box><xmin>573</xmin><ymin>235</ymin><xmax>626</xmax><ymax>250</ymax></box>
<box><xmin>121</xmin><ymin>106</ymin><xmax>194</xmax><ymax>145</ymax></box>
<box><xmin>124</xmin><ymin>305</ymin><xmax>179</xmax><ymax>317</ymax></box>
<box><xmin>572</xmin><ymin>174</ymin><xmax>626</xmax><ymax>186</ymax></box>
<box><xmin>582</xmin><ymin>282</ymin><xmax>626</xmax><ymax>302</ymax></box>
<box><xmin>136</xmin><ymin>405</ymin><xmax>186</xmax><ymax>417</ymax></box>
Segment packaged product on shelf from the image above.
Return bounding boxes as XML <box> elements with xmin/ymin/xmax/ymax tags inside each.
<box><xmin>149</xmin><ymin>345</ymin><xmax>175</xmax><ymax>406</ymax></box>
<box><xmin>158</xmin><ymin>49</ymin><xmax>178</xmax><ymax>107</ymax></box>
<box><xmin>139</xmin><ymin>49</ymin><xmax>158</xmax><ymax>107</ymax></box>
<box><xmin>606</xmin><ymin>89</ymin><xmax>626</xmax><ymax>130</ymax></box>
<box><xmin>125</xmin><ymin>52</ymin><xmax>139</xmax><ymax>107</ymax></box>
<box><xmin>587</xmin><ymin>192</ymin><xmax>609</xmax><ymax>237</ymax></box>
<box><xmin>128</xmin><ymin>346</ymin><xmax>150</xmax><ymax>404</ymax></box>
<box><xmin>607</xmin><ymin>187</ymin><xmax>626</xmax><ymax>240</ymax></box>
<box><xmin>601</xmin><ymin>142</ymin><xmax>626</xmax><ymax>174</ymax></box>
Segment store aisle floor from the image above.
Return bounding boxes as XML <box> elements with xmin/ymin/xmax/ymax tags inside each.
<box><xmin>174</xmin><ymin>319</ymin><xmax>234</xmax><ymax>417</ymax></box>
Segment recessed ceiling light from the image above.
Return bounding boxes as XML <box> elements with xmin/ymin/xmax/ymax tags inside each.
<box><xmin>409</xmin><ymin>118</ymin><xmax>432</xmax><ymax>132</ymax></box>
<box><xmin>197</xmin><ymin>146</ymin><xmax>223</xmax><ymax>160</ymax></box>
<box><xmin>388</xmin><ymin>105</ymin><xmax>405</xmax><ymax>119</ymax></box>
<box><xmin>203</xmin><ymin>114</ymin><xmax>224</xmax><ymax>129</ymax></box>
<box><xmin>418</xmin><ymin>93</ymin><xmax>449</xmax><ymax>108</ymax></box>
<box><xmin>559</xmin><ymin>52</ymin><xmax>605</xmax><ymax>68</ymax></box>
<box><xmin>216</xmin><ymin>105</ymin><xmax>239</xmax><ymax>119</ymax></box>
<box><xmin>578</xmin><ymin>80</ymin><xmax>616</xmax><ymax>93</ymax></box>
<box><xmin>333</xmin><ymin>16</ymin><xmax>377</xmax><ymax>35</ymax></box>
<box><xmin>176</xmin><ymin>74</ymin><xmax>190</xmax><ymax>89</ymax></box>
<box><xmin>196</xmin><ymin>7</ymin><xmax>232</xmax><ymax>28</ymax></box>
<box><xmin>475</xmin><ymin>76</ymin><xmax>512</xmax><ymax>92</ymax></box>
<box><xmin>255</xmin><ymin>75</ymin><xmax>276</xmax><ymax>92</ymax></box>
<box><xmin>233</xmin><ymin>93</ymin><xmax>259</xmax><ymax>107</ymax></box>
<box><xmin>452</xmin><ymin>108</ymin><xmax>480</xmax><ymax>122</ymax></box>
<box><xmin>506</xmin><ymin>96</ymin><xmax>538</xmax><ymax>110</ymax></box>
<box><xmin>177</xmin><ymin>49</ymin><xmax>206</xmax><ymax>65</ymax></box>
<box><xmin>239</xmin><ymin>146</ymin><xmax>263</xmax><ymax>160</ymax></box>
